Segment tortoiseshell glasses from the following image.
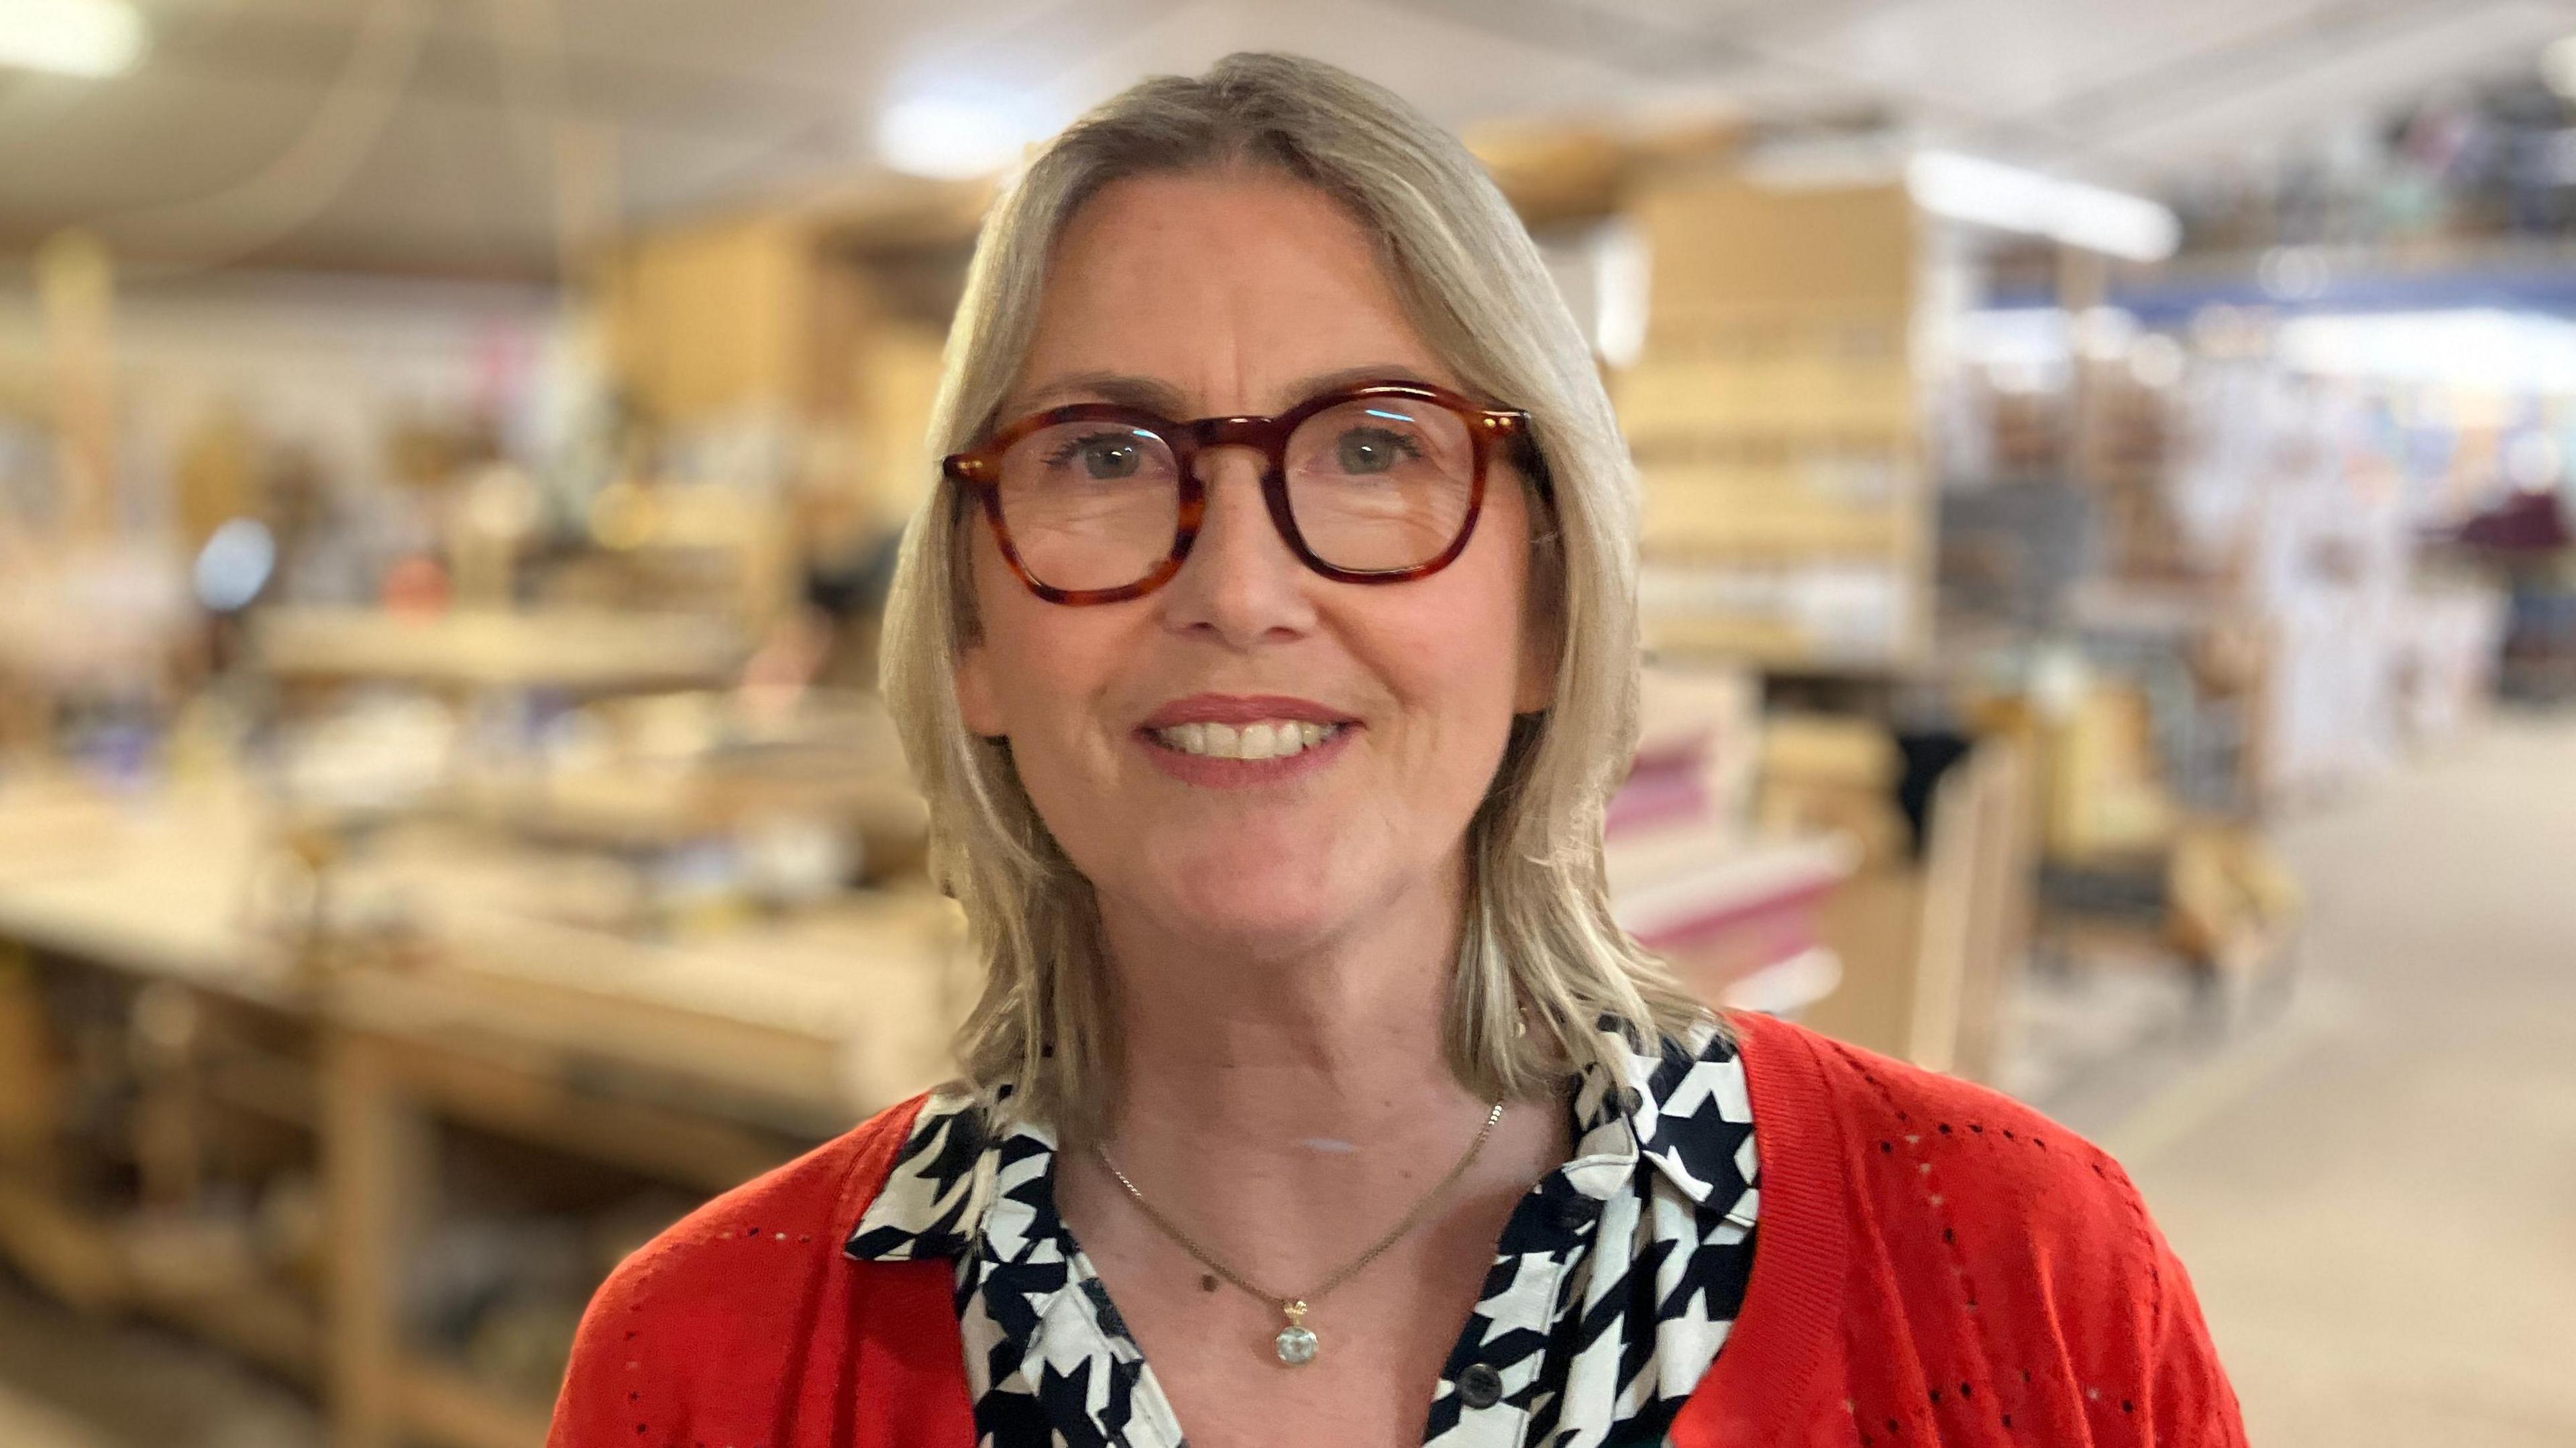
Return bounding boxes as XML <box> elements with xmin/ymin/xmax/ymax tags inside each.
<box><xmin>942</xmin><ymin>380</ymin><xmax>1534</xmax><ymax>605</ymax></box>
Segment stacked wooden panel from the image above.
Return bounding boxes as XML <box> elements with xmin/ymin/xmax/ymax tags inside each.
<box><xmin>1616</xmin><ymin>176</ymin><xmax>1930</xmax><ymax>670</ymax></box>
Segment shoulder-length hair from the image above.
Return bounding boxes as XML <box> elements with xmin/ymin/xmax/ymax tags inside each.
<box><xmin>879</xmin><ymin>51</ymin><xmax>1705</xmax><ymax>1141</ymax></box>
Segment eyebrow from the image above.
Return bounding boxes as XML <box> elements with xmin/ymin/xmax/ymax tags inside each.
<box><xmin>1004</xmin><ymin>362</ymin><xmax>1444</xmax><ymax>421</ymax></box>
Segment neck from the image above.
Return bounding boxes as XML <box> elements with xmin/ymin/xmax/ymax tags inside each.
<box><xmin>1092</xmin><ymin>858</ymin><xmax>1489</xmax><ymax>1160</ymax></box>
<box><xmin>1059</xmin><ymin>858</ymin><xmax>1573</xmax><ymax>1337</ymax></box>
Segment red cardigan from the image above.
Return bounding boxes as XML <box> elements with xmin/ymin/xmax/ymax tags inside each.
<box><xmin>550</xmin><ymin>1012</ymin><xmax>2244</xmax><ymax>1445</ymax></box>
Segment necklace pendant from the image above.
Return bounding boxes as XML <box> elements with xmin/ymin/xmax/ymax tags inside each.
<box><xmin>1274</xmin><ymin>1300</ymin><xmax>1319</xmax><ymax>1366</ymax></box>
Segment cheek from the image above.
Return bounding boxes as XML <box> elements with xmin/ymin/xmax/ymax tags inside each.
<box><xmin>1397</xmin><ymin>620</ymin><xmax>1527</xmax><ymax>781</ymax></box>
<box><xmin>1371</xmin><ymin>498</ymin><xmax>1537</xmax><ymax>763</ymax></box>
<box><xmin>964</xmin><ymin>541</ymin><xmax>1136</xmax><ymax>790</ymax></box>
<box><xmin>972</xmin><ymin>582</ymin><xmax>1104</xmax><ymax>730</ymax></box>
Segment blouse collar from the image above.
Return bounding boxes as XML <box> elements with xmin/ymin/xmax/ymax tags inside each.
<box><xmin>844</xmin><ymin>1014</ymin><xmax>1744</xmax><ymax>1265</ymax></box>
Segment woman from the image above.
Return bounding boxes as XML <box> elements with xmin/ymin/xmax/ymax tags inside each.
<box><xmin>552</xmin><ymin>53</ymin><xmax>2243</xmax><ymax>1447</ymax></box>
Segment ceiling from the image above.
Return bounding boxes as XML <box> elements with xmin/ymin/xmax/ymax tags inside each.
<box><xmin>3</xmin><ymin>0</ymin><xmax>2573</xmax><ymax>278</ymax></box>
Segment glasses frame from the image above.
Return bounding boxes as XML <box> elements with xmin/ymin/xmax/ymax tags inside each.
<box><xmin>943</xmin><ymin>379</ymin><xmax>1535</xmax><ymax>606</ymax></box>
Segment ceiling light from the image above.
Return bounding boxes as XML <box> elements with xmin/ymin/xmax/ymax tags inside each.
<box><xmin>0</xmin><ymin>0</ymin><xmax>146</xmax><ymax>78</ymax></box>
<box><xmin>2277</xmin><ymin>309</ymin><xmax>2576</xmax><ymax>391</ymax></box>
<box><xmin>2544</xmin><ymin>34</ymin><xmax>2576</xmax><ymax>97</ymax></box>
<box><xmin>875</xmin><ymin>92</ymin><xmax>1038</xmax><ymax>180</ymax></box>
<box><xmin>1907</xmin><ymin>150</ymin><xmax>2180</xmax><ymax>263</ymax></box>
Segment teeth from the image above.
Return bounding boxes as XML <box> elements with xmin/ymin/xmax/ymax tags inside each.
<box><xmin>1152</xmin><ymin>719</ymin><xmax>1342</xmax><ymax>760</ymax></box>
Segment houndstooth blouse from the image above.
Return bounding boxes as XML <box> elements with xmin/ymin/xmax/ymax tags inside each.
<box><xmin>845</xmin><ymin>1016</ymin><xmax>1758</xmax><ymax>1448</ymax></box>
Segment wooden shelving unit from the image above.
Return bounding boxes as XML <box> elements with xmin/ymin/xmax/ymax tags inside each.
<box><xmin>1616</xmin><ymin>174</ymin><xmax>1934</xmax><ymax>673</ymax></box>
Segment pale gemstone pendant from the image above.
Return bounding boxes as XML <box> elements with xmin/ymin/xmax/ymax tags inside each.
<box><xmin>1275</xmin><ymin>1300</ymin><xmax>1319</xmax><ymax>1366</ymax></box>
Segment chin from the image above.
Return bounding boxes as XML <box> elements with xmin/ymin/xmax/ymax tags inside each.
<box><xmin>1132</xmin><ymin>844</ymin><xmax>1364</xmax><ymax>953</ymax></box>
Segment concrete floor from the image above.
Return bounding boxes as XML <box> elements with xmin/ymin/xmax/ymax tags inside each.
<box><xmin>0</xmin><ymin>719</ymin><xmax>2570</xmax><ymax>1444</ymax></box>
<box><xmin>2102</xmin><ymin>718</ymin><xmax>2576</xmax><ymax>1447</ymax></box>
<box><xmin>0</xmin><ymin>1276</ymin><xmax>320</xmax><ymax>1448</ymax></box>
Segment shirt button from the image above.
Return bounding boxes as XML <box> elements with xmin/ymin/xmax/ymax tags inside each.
<box><xmin>1457</xmin><ymin>1362</ymin><xmax>1505</xmax><ymax>1409</ymax></box>
<box><xmin>1552</xmin><ymin>1196</ymin><xmax>1596</xmax><ymax>1232</ymax></box>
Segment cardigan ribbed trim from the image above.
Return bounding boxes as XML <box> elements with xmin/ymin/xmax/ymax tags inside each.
<box><xmin>1678</xmin><ymin>1010</ymin><xmax>1849</xmax><ymax>1443</ymax></box>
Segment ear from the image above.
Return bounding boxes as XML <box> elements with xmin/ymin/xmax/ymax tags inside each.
<box><xmin>955</xmin><ymin>638</ymin><xmax>1006</xmax><ymax>738</ymax></box>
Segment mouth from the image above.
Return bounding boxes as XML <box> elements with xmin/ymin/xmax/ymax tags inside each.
<box><xmin>1146</xmin><ymin>718</ymin><xmax>1349</xmax><ymax>760</ymax></box>
<box><xmin>1134</xmin><ymin>693</ymin><xmax>1360</xmax><ymax>778</ymax></box>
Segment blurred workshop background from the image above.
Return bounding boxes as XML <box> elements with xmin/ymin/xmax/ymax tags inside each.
<box><xmin>2</xmin><ymin>1</ymin><xmax>2573</xmax><ymax>1445</ymax></box>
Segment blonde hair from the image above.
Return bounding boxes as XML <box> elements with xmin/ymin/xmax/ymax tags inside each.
<box><xmin>880</xmin><ymin>52</ymin><xmax>1704</xmax><ymax>1140</ymax></box>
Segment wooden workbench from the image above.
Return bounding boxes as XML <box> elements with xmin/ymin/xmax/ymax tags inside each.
<box><xmin>0</xmin><ymin>773</ymin><xmax>319</xmax><ymax>1379</ymax></box>
<box><xmin>252</xmin><ymin>607</ymin><xmax>749</xmax><ymax>695</ymax></box>
<box><xmin>322</xmin><ymin>883</ymin><xmax>967</xmax><ymax>1448</ymax></box>
<box><xmin>0</xmin><ymin>773</ymin><xmax>292</xmax><ymax>1000</ymax></box>
<box><xmin>0</xmin><ymin>772</ymin><xmax>966</xmax><ymax>1448</ymax></box>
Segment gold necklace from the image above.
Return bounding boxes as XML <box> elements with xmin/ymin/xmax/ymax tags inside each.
<box><xmin>1095</xmin><ymin>1101</ymin><xmax>1506</xmax><ymax>1366</ymax></box>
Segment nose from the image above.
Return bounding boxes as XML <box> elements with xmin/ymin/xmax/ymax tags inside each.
<box><xmin>1157</xmin><ymin>444</ymin><xmax>1314</xmax><ymax>647</ymax></box>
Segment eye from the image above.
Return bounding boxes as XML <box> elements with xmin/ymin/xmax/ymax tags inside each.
<box><xmin>1333</xmin><ymin>425</ymin><xmax>1424</xmax><ymax>475</ymax></box>
<box><xmin>1045</xmin><ymin>432</ymin><xmax>1150</xmax><ymax>480</ymax></box>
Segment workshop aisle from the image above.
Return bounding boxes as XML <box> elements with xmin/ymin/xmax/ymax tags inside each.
<box><xmin>2108</xmin><ymin>718</ymin><xmax>2576</xmax><ymax>1447</ymax></box>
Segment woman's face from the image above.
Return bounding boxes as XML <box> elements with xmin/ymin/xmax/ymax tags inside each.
<box><xmin>956</xmin><ymin>169</ymin><xmax>1549</xmax><ymax>958</ymax></box>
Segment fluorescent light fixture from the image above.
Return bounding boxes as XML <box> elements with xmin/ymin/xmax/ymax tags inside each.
<box><xmin>2545</xmin><ymin>33</ymin><xmax>2576</xmax><ymax>97</ymax></box>
<box><xmin>0</xmin><ymin>0</ymin><xmax>146</xmax><ymax>78</ymax></box>
<box><xmin>2277</xmin><ymin>309</ymin><xmax>2576</xmax><ymax>392</ymax></box>
<box><xmin>1907</xmin><ymin>150</ymin><xmax>2180</xmax><ymax>262</ymax></box>
<box><xmin>875</xmin><ymin>91</ymin><xmax>1038</xmax><ymax>180</ymax></box>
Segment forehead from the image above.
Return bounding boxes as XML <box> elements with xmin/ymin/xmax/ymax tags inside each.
<box><xmin>1010</xmin><ymin>169</ymin><xmax>1460</xmax><ymax>415</ymax></box>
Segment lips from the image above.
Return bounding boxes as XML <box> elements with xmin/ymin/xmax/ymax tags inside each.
<box><xmin>1150</xmin><ymin>718</ymin><xmax>1344</xmax><ymax>760</ymax></box>
<box><xmin>1132</xmin><ymin>693</ymin><xmax>1360</xmax><ymax>785</ymax></box>
<box><xmin>1138</xmin><ymin>693</ymin><xmax>1357</xmax><ymax>730</ymax></box>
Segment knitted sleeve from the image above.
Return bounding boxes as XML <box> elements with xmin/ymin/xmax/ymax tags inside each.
<box><xmin>546</xmin><ymin>1095</ymin><xmax>967</xmax><ymax>1448</ymax></box>
<box><xmin>1819</xmin><ymin>1032</ymin><xmax>2249</xmax><ymax>1447</ymax></box>
<box><xmin>2138</xmin><ymin>1202</ymin><xmax>2249</xmax><ymax>1446</ymax></box>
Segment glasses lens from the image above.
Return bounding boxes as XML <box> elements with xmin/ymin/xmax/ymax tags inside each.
<box><xmin>1285</xmin><ymin>398</ymin><xmax>1479</xmax><ymax>573</ymax></box>
<box><xmin>994</xmin><ymin>422</ymin><xmax>1180</xmax><ymax>593</ymax></box>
